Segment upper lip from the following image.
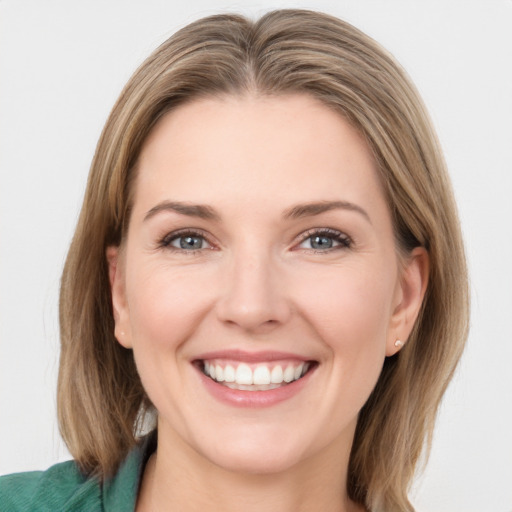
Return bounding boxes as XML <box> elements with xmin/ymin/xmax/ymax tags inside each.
<box><xmin>193</xmin><ymin>349</ymin><xmax>313</xmax><ymax>363</ymax></box>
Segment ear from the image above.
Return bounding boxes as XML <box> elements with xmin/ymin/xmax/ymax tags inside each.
<box><xmin>386</xmin><ymin>247</ymin><xmax>429</xmax><ymax>356</ymax></box>
<box><xmin>106</xmin><ymin>245</ymin><xmax>132</xmax><ymax>349</ymax></box>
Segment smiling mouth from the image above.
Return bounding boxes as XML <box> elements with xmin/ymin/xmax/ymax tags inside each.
<box><xmin>197</xmin><ymin>360</ymin><xmax>316</xmax><ymax>391</ymax></box>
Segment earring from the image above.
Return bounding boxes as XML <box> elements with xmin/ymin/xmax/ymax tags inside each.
<box><xmin>394</xmin><ymin>339</ymin><xmax>404</xmax><ymax>348</ymax></box>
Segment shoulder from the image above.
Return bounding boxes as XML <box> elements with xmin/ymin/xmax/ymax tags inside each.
<box><xmin>0</xmin><ymin>431</ymin><xmax>156</xmax><ymax>512</ymax></box>
<box><xmin>0</xmin><ymin>460</ymin><xmax>101</xmax><ymax>512</ymax></box>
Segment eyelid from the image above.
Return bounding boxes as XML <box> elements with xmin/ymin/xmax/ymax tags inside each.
<box><xmin>159</xmin><ymin>228</ymin><xmax>216</xmax><ymax>251</ymax></box>
<box><xmin>293</xmin><ymin>227</ymin><xmax>352</xmax><ymax>251</ymax></box>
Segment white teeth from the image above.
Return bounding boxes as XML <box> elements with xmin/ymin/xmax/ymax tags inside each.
<box><xmin>202</xmin><ymin>360</ymin><xmax>311</xmax><ymax>387</ymax></box>
<box><xmin>224</xmin><ymin>382</ymin><xmax>282</xmax><ymax>391</ymax></box>
<box><xmin>270</xmin><ymin>365</ymin><xmax>283</xmax><ymax>383</ymax></box>
<box><xmin>253</xmin><ymin>365</ymin><xmax>271</xmax><ymax>385</ymax></box>
<box><xmin>224</xmin><ymin>364</ymin><xmax>235</xmax><ymax>382</ymax></box>
<box><xmin>283</xmin><ymin>365</ymin><xmax>295</xmax><ymax>383</ymax></box>
<box><xmin>235</xmin><ymin>363</ymin><xmax>253</xmax><ymax>385</ymax></box>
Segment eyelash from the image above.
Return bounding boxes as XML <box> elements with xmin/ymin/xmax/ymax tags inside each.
<box><xmin>158</xmin><ymin>227</ymin><xmax>352</xmax><ymax>254</ymax></box>
<box><xmin>295</xmin><ymin>228</ymin><xmax>352</xmax><ymax>253</ymax></box>
<box><xmin>158</xmin><ymin>229</ymin><xmax>215</xmax><ymax>254</ymax></box>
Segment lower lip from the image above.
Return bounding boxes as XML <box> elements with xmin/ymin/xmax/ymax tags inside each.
<box><xmin>196</xmin><ymin>365</ymin><xmax>315</xmax><ymax>408</ymax></box>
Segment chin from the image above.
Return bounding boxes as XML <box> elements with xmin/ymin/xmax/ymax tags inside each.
<box><xmin>208</xmin><ymin>444</ymin><xmax>305</xmax><ymax>476</ymax></box>
<box><xmin>193</xmin><ymin>424</ymin><xmax>314</xmax><ymax>476</ymax></box>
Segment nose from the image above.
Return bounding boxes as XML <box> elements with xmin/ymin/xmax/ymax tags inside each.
<box><xmin>216</xmin><ymin>249</ymin><xmax>291</xmax><ymax>333</ymax></box>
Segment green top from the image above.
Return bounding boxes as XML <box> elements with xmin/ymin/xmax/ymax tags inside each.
<box><xmin>0</xmin><ymin>433</ymin><xmax>156</xmax><ymax>512</ymax></box>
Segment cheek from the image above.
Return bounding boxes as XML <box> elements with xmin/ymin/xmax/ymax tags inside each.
<box><xmin>294</xmin><ymin>263</ymin><xmax>396</xmax><ymax>421</ymax></box>
<box><xmin>293</xmin><ymin>261</ymin><xmax>395</xmax><ymax>359</ymax></box>
<box><xmin>123</xmin><ymin>262</ymin><xmax>218</xmax><ymax>416</ymax></box>
<box><xmin>300</xmin><ymin>267</ymin><xmax>394</xmax><ymax>335</ymax></box>
<box><xmin>125</xmin><ymin>262</ymin><xmax>215</xmax><ymax>350</ymax></box>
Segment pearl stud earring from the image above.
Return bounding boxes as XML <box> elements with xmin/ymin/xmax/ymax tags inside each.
<box><xmin>394</xmin><ymin>339</ymin><xmax>404</xmax><ymax>348</ymax></box>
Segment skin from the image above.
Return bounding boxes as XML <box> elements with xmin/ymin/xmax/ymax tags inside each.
<box><xmin>107</xmin><ymin>94</ymin><xmax>428</xmax><ymax>512</ymax></box>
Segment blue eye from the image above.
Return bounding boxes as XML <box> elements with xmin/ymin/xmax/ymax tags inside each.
<box><xmin>298</xmin><ymin>229</ymin><xmax>351</xmax><ymax>251</ymax></box>
<box><xmin>171</xmin><ymin>235</ymin><xmax>206</xmax><ymax>250</ymax></box>
<box><xmin>309</xmin><ymin>235</ymin><xmax>335</xmax><ymax>250</ymax></box>
<box><xmin>160</xmin><ymin>230</ymin><xmax>212</xmax><ymax>252</ymax></box>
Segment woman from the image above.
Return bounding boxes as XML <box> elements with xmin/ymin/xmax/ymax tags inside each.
<box><xmin>0</xmin><ymin>9</ymin><xmax>468</xmax><ymax>512</ymax></box>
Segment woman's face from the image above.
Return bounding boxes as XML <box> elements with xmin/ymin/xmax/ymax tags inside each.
<box><xmin>109</xmin><ymin>94</ymin><xmax>425</xmax><ymax>474</ymax></box>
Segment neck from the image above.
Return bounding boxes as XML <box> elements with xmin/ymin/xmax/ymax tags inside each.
<box><xmin>137</xmin><ymin>423</ymin><xmax>363</xmax><ymax>512</ymax></box>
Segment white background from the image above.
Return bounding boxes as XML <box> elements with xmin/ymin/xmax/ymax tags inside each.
<box><xmin>1</xmin><ymin>1</ymin><xmax>511</xmax><ymax>511</ymax></box>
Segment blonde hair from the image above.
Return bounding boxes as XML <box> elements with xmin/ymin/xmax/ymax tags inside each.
<box><xmin>58</xmin><ymin>9</ymin><xmax>469</xmax><ymax>511</ymax></box>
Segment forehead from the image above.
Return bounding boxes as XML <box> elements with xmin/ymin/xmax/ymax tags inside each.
<box><xmin>133</xmin><ymin>94</ymin><xmax>386</xmax><ymax>219</ymax></box>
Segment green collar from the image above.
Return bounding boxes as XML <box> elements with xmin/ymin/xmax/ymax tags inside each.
<box><xmin>103</xmin><ymin>431</ymin><xmax>157</xmax><ymax>511</ymax></box>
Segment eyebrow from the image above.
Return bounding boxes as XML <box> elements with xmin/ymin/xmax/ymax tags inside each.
<box><xmin>144</xmin><ymin>201</ymin><xmax>221</xmax><ymax>222</ymax></box>
<box><xmin>144</xmin><ymin>199</ymin><xmax>371</xmax><ymax>224</ymax></box>
<box><xmin>282</xmin><ymin>200</ymin><xmax>372</xmax><ymax>224</ymax></box>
